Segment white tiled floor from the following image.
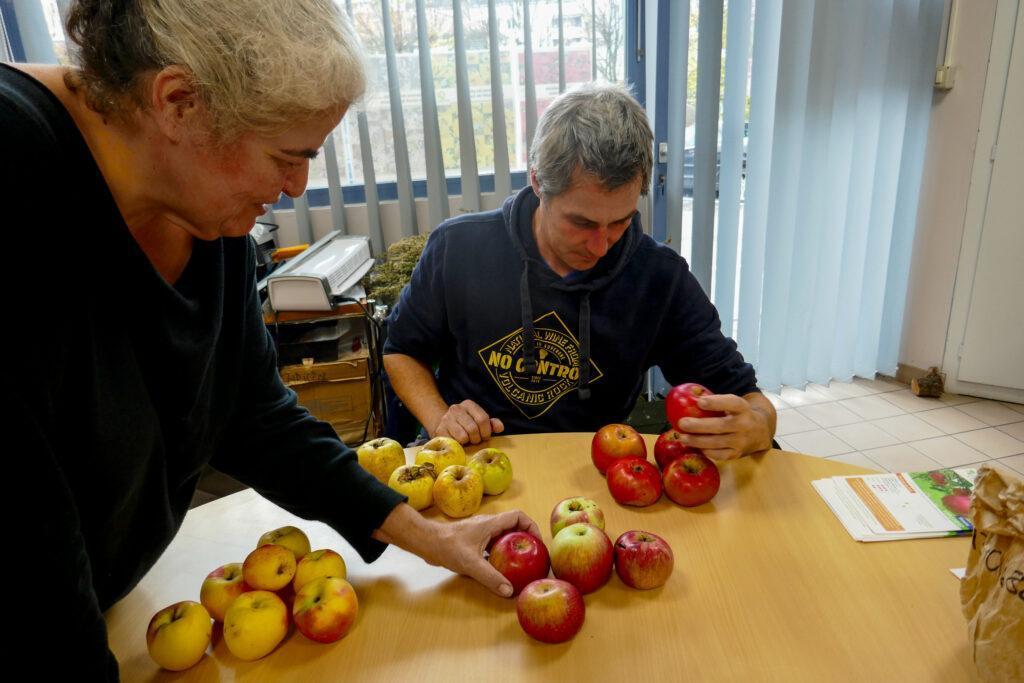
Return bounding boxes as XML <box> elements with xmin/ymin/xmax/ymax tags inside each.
<box><xmin>769</xmin><ymin>375</ymin><xmax>1024</xmax><ymax>477</ymax></box>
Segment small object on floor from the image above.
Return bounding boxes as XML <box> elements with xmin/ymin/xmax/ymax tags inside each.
<box><xmin>911</xmin><ymin>366</ymin><xmax>944</xmax><ymax>397</ymax></box>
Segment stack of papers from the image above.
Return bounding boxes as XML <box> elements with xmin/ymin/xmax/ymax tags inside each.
<box><xmin>813</xmin><ymin>467</ymin><xmax>977</xmax><ymax>542</ymax></box>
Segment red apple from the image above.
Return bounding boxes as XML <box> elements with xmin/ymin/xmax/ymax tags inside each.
<box><xmin>663</xmin><ymin>452</ymin><xmax>721</xmax><ymax>507</ymax></box>
<box><xmin>199</xmin><ymin>562</ymin><xmax>252</xmax><ymax>623</ymax></box>
<box><xmin>591</xmin><ymin>423</ymin><xmax>648</xmax><ymax>475</ymax></box>
<box><xmin>549</xmin><ymin>523</ymin><xmax>614</xmax><ymax>594</ymax></box>
<box><xmin>606</xmin><ymin>457</ymin><xmax>663</xmax><ymax>507</ymax></box>
<box><xmin>654</xmin><ymin>429</ymin><xmax>700</xmax><ymax>470</ymax></box>
<box><xmin>614</xmin><ymin>530</ymin><xmax>674</xmax><ymax>589</ymax></box>
<box><xmin>292</xmin><ymin>576</ymin><xmax>359</xmax><ymax>644</ymax></box>
<box><xmin>488</xmin><ymin>531</ymin><xmax>551</xmax><ymax>595</ymax></box>
<box><xmin>665</xmin><ymin>383</ymin><xmax>725</xmax><ymax>432</ymax></box>
<box><xmin>516</xmin><ymin>578</ymin><xmax>585</xmax><ymax>644</ymax></box>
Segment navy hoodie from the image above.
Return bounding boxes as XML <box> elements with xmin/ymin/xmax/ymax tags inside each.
<box><xmin>384</xmin><ymin>185</ymin><xmax>759</xmax><ymax>434</ymax></box>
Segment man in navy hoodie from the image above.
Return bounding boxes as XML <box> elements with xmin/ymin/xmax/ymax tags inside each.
<box><xmin>384</xmin><ymin>83</ymin><xmax>776</xmax><ymax>460</ymax></box>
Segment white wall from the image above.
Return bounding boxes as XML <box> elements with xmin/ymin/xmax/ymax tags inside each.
<box><xmin>899</xmin><ymin>1</ymin><xmax>998</xmax><ymax>372</ymax></box>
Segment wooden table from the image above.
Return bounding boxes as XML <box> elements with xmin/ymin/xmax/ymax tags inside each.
<box><xmin>105</xmin><ymin>434</ymin><xmax>977</xmax><ymax>681</ymax></box>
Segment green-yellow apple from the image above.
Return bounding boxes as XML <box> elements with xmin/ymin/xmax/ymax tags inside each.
<box><xmin>415</xmin><ymin>436</ymin><xmax>466</xmax><ymax>472</ymax></box>
<box><xmin>432</xmin><ymin>465</ymin><xmax>484</xmax><ymax>518</ymax></box>
<box><xmin>468</xmin><ymin>448</ymin><xmax>513</xmax><ymax>495</ymax></box>
<box><xmin>243</xmin><ymin>544</ymin><xmax>297</xmax><ymax>591</ymax></box>
<box><xmin>293</xmin><ymin>548</ymin><xmax>348</xmax><ymax>592</ymax></box>
<box><xmin>356</xmin><ymin>437</ymin><xmax>406</xmax><ymax>484</ymax></box>
<box><xmin>293</xmin><ymin>576</ymin><xmax>359</xmax><ymax>643</ymax></box>
<box><xmin>223</xmin><ymin>590</ymin><xmax>289</xmax><ymax>661</ymax></box>
<box><xmin>199</xmin><ymin>562</ymin><xmax>251</xmax><ymax>622</ymax></box>
<box><xmin>549</xmin><ymin>497</ymin><xmax>605</xmax><ymax>537</ymax></box>
<box><xmin>388</xmin><ymin>463</ymin><xmax>436</xmax><ymax>511</ymax></box>
<box><xmin>257</xmin><ymin>525</ymin><xmax>311</xmax><ymax>562</ymax></box>
<box><xmin>550</xmin><ymin>523</ymin><xmax>614</xmax><ymax>594</ymax></box>
<box><xmin>146</xmin><ymin>600</ymin><xmax>212</xmax><ymax>671</ymax></box>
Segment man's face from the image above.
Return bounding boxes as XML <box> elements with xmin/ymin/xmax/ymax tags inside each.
<box><xmin>531</xmin><ymin>168</ymin><xmax>641</xmax><ymax>277</ymax></box>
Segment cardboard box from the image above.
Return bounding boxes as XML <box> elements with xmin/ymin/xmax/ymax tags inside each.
<box><xmin>281</xmin><ymin>347</ymin><xmax>371</xmax><ymax>446</ymax></box>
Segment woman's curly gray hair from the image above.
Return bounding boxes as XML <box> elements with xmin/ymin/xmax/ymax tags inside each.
<box><xmin>65</xmin><ymin>0</ymin><xmax>365</xmax><ymax>139</ymax></box>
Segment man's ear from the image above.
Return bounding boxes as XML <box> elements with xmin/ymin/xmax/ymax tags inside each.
<box><xmin>529</xmin><ymin>168</ymin><xmax>540</xmax><ymax>195</ymax></box>
<box><xmin>147</xmin><ymin>65</ymin><xmax>205</xmax><ymax>142</ymax></box>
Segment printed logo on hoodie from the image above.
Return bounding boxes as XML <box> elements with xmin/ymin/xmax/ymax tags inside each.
<box><xmin>477</xmin><ymin>311</ymin><xmax>603</xmax><ymax>419</ymax></box>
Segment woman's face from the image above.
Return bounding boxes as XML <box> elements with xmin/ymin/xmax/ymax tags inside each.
<box><xmin>165</xmin><ymin>107</ymin><xmax>345</xmax><ymax>240</ymax></box>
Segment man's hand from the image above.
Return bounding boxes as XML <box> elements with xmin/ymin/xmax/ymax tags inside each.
<box><xmin>433</xmin><ymin>399</ymin><xmax>504</xmax><ymax>445</ymax></box>
<box><xmin>374</xmin><ymin>505</ymin><xmax>540</xmax><ymax>597</ymax></box>
<box><xmin>675</xmin><ymin>392</ymin><xmax>775</xmax><ymax>460</ymax></box>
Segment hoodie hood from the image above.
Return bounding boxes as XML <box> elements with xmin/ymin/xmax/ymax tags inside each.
<box><xmin>501</xmin><ymin>185</ymin><xmax>644</xmax><ymax>400</ymax></box>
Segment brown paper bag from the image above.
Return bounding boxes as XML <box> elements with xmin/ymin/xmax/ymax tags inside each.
<box><xmin>960</xmin><ymin>466</ymin><xmax>1023</xmax><ymax>682</ymax></box>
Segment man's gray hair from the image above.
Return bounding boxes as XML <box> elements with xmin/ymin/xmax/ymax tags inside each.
<box><xmin>529</xmin><ymin>82</ymin><xmax>654</xmax><ymax>198</ymax></box>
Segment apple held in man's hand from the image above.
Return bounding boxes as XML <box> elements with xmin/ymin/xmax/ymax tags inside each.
<box><xmin>662</xmin><ymin>452</ymin><xmax>721</xmax><ymax>507</ymax></box>
<box><xmin>665</xmin><ymin>383</ymin><xmax>725</xmax><ymax>432</ymax></box>
<box><xmin>591</xmin><ymin>423</ymin><xmax>648</xmax><ymax>475</ymax></box>
<box><xmin>388</xmin><ymin>463</ymin><xmax>436</xmax><ymax>510</ymax></box>
<box><xmin>223</xmin><ymin>590</ymin><xmax>289</xmax><ymax>661</ymax></box>
<box><xmin>415</xmin><ymin>436</ymin><xmax>467</xmax><ymax>472</ymax></box>
<box><xmin>550</xmin><ymin>496</ymin><xmax>605</xmax><ymax>537</ymax></box>
<box><xmin>293</xmin><ymin>548</ymin><xmax>348</xmax><ymax>592</ymax></box>
<box><xmin>488</xmin><ymin>531</ymin><xmax>551</xmax><ymax>595</ymax></box>
<box><xmin>607</xmin><ymin>457</ymin><xmax>663</xmax><ymax>507</ymax></box>
<box><xmin>199</xmin><ymin>562</ymin><xmax>251</xmax><ymax>622</ymax></box>
<box><xmin>293</xmin><ymin>576</ymin><xmax>359</xmax><ymax>644</ymax></box>
<box><xmin>614</xmin><ymin>530</ymin><xmax>674</xmax><ymax>589</ymax></box>
<box><xmin>550</xmin><ymin>523</ymin><xmax>614</xmax><ymax>594</ymax></box>
<box><xmin>356</xmin><ymin>437</ymin><xmax>406</xmax><ymax>484</ymax></box>
<box><xmin>654</xmin><ymin>429</ymin><xmax>700</xmax><ymax>470</ymax></box>
<box><xmin>468</xmin><ymin>447</ymin><xmax>514</xmax><ymax>495</ymax></box>
<box><xmin>146</xmin><ymin>601</ymin><xmax>212</xmax><ymax>671</ymax></box>
<box><xmin>516</xmin><ymin>578</ymin><xmax>585</xmax><ymax>644</ymax></box>
<box><xmin>243</xmin><ymin>544</ymin><xmax>298</xmax><ymax>591</ymax></box>
<box><xmin>257</xmin><ymin>525</ymin><xmax>311</xmax><ymax>562</ymax></box>
<box><xmin>433</xmin><ymin>464</ymin><xmax>484</xmax><ymax>518</ymax></box>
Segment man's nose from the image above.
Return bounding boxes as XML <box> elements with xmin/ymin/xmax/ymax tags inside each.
<box><xmin>587</xmin><ymin>227</ymin><xmax>612</xmax><ymax>258</ymax></box>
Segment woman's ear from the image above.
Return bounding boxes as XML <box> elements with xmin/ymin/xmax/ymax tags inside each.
<box><xmin>147</xmin><ymin>65</ymin><xmax>206</xmax><ymax>142</ymax></box>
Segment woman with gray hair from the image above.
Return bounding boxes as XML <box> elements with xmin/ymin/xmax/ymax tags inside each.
<box><xmin>1</xmin><ymin>1</ymin><xmax>536</xmax><ymax>677</ymax></box>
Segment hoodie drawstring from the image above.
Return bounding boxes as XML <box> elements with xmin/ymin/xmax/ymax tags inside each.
<box><xmin>578</xmin><ymin>292</ymin><xmax>592</xmax><ymax>400</ymax></box>
<box><xmin>519</xmin><ymin>261</ymin><xmax>539</xmax><ymax>373</ymax></box>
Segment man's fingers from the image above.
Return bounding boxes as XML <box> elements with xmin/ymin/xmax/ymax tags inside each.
<box><xmin>679</xmin><ymin>433</ymin><xmax>734</xmax><ymax>450</ymax></box>
<box><xmin>460</xmin><ymin>401</ymin><xmax>494</xmax><ymax>441</ymax></box>
<box><xmin>697</xmin><ymin>393</ymin><xmax>748</xmax><ymax>414</ymax></box>
<box><xmin>490</xmin><ymin>418</ymin><xmax>505</xmax><ymax>434</ymax></box>
<box><xmin>677</xmin><ymin>415</ymin><xmax>732</xmax><ymax>434</ymax></box>
<box><xmin>438</xmin><ymin>421</ymin><xmax>470</xmax><ymax>445</ymax></box>
<box><xmin>703</xmin><ymin>447</ymin><xmax>741</xmax><ymax>461</ymax></box>
<box><xmin>453</xmin><ymin>409</ymin><xmax>483</xmax><ymax>444</ymax></box>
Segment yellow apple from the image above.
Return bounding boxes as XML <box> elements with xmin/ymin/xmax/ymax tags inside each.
<box><xmin>146</xmin><ymin>600</ymin><xmax>212</xmax><ymax>671</ymax></box>
<box><xmin>243</xmin><ymin>544</ymin><xmax>297</xmax><ymax>591</ymax></box>
<box><xmin>433</xmin><ymin>465</ymin><xmax>484</xmax><ymax>518</ymax></box>
<box><xmin>199</xmin><ymin>562</ymin><xmax>252</xmax><ymax>622</ymax></box>
<box><xmin>415</xmin><ymin>436</ymin><xmax>467</xmax><ymax>472</ymax></box>
<box><xmin>387</xmin><ymin>463</ymin><xmax>436</xmax><ymax>510</ymax></box>
<box><xmin>223</xmin><ymin>590</ymin><xmax>289</xmax><ymax>661</ymax></box>
<box><xmin>257</xmin><ymin>525</ymin><xmax>311</xmax><ymax>562</ymax></box>
<box><xmin>468</xmin><ymin>448</ymin><xmax>513</xmax><ymax>495</ymax></box>
<box><xmin>293</xmin><ymin>577</ymin><xmax>359</xmax><ymax>643</ymax></box>
<box><xmin>356</xmin><ymin>437</ymin><xmax>407</xmax><ymax>483</ymax></box>
<box><xmin>293</xmin><ymin>548</ymin><xmax>348</xmax><ymax>591</ymax></box>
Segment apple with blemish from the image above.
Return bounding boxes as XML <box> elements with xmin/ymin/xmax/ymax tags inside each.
<box><xmin>243</xmin><ymin>544</ymin><xmax>297</xmax><ymax>591</ymax></box>
<box><xmin>550</xmin><ymin>496</ymin><xmax>605</xmax><ymax>537</ymax></box>
<box><xmin>146</xmin><ymin>601</ymin><xmax>212</xmax><ymax>671</ymax></box>
<box><xmin>199</xmin><ymin>562</ymin><xmax>251</xmax><ymax>622</ymax></box>
<box><xmin>223</xmin><ymin>590</ymin><xmax>289</xmax><ymax>661</ymax></box>
<box><xmin>293</xmin><ymin>548</ymin><xmax>347</xmax><ymax>592</ymax></box>
<box><xmin>293</xmin><ymin>576</ymin><xmax>359</xmax><ymax>643</ymax></box>
<box><xmin>356</xmin><ymin>437</ymin><xmax>406</xmax><ymax>484</ymax></box>
<box><xmin>257</xmin><ymin>525</ymin><xmax>311</xmax><ymax>562</ymax></box>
